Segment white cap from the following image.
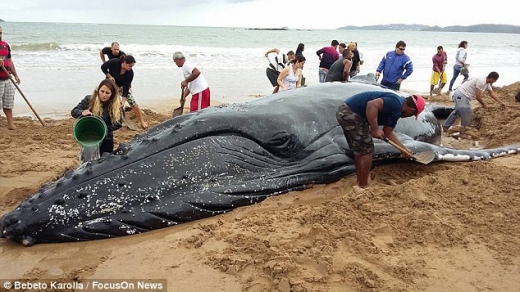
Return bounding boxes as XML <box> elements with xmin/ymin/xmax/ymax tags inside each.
<box><xmin>172</xmin><ymin>52</ymin><xmax>185</xmax><ymax>61</ymax></box>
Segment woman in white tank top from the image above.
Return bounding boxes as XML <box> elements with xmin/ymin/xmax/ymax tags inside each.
<box><xmin>277</xmin><ymin>56</ymin><xmax>306</xmax><ymax>91</ymax></box>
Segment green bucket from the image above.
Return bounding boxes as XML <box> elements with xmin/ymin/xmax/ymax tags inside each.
<box><xmin>73</xmin><ymin>116</ymin><xmax>108</xmax><ymax>147</ymax></box>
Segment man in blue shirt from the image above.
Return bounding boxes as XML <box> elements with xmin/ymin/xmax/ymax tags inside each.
<box><xmin>336</xmin><ymin>91</ymin><xmax>425</xmax><ymax>188</ymax></box>
<box><xmin>376</xmin><ymin>41</ymin><xmax>413</xmax><ymax>90</ymax></box>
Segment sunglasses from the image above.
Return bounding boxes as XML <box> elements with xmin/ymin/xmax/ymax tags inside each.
<box><xmin>398</xmin><ymin>47</ymin><xmax>406</xmax><ymax>51</ymax></box>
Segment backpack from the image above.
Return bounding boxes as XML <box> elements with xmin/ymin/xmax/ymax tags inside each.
<box><xmin>269</xmin><ymin>54</ymin><xmax>287</xmax><ymax>73</ymax></box>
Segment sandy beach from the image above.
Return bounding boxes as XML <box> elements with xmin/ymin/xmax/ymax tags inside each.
<box><xmin>1</xmin><ymin>83</ymin><xmax>520</xmax><ymax>291</ymax></box>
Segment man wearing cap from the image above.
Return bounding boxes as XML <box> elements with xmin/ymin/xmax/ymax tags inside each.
<box><xmin>172</xmin><ymin>52</ymin><xmax>210</xmax><ymax>112</ymax></box>
<box><xmin>336</xmin><ymin>91</ymin><xmax>426</xmax><ymax>188</ymax></box>
<box><xmin>443</xmin><ymin>71</ymin><xmax>504</xmax><ymax>131</ymax></box>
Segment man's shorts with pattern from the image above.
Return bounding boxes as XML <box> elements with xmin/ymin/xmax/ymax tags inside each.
<box><xmin>119</xmin><ymin>87</ymin><xmax>137</xmax><ymax>107</ymax></box>
<box><xmin>0</xmin><ymin>79</ymin><xmax>15</xmax><ymax>109</ymax></box>
<box><xmin>336</xmin><ymin>103</ymin><xmax>374</xmax><ymax>156</ymax></box>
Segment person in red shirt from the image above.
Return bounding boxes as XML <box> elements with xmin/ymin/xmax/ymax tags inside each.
<box><xmin>316</xmin><ymin>40</ymin><xmax>340</xmax><ymax>83</ymax></box>
<box><xmin>0</xmin><ymin>26</ymin><xmax>21</xmax><ymax>130</ymax></box>
<box><xmin>430</xmin><ymin>46</ymin><xmax>448</xmax><ymax>99</ymax></box>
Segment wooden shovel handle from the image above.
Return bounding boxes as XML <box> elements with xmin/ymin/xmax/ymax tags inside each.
<box><xmin>1</xmin><ymin>66</ymin><xmax>45</xmax><ymax>126</ymax></box>
<box><xmin>383</xmin><ymin>137</ymin><xmax>408</xmax><ymax>153</ymax></box>
<box><xmin>179</xmin><ymin>87</ymin><xmax>186</xmax><ymax>107</ymax></box>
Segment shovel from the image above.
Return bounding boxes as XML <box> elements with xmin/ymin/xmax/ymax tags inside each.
<box><xmin>383</xmin><ymin>138</ymin><xmax>436</xmax><ymax>165</ymax></box>
<box><xmin>172</xmin><ymin>87</ymin><xmax>186</xmax><ymax>118</ymax></box>
<box><xmin>1</xmin><ymin>66</ymin><xmax>45</xmax><ymax>126</ymax></box>
<box><xmin>120</xmin><ymin>107</ymin><xmax>138</xmax><ymax>131</ymax></box>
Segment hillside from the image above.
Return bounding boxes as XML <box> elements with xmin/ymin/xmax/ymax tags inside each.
<box><xmin>338</xmin><ymin>23</ymin><xmax>520</xmax><ymax>34</ymax></box>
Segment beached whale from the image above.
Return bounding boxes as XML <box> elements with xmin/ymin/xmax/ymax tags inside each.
<box><xmin>1</xmin><ymin>78</ymin><xmax>518</xmax><ymax>246</ymax></box>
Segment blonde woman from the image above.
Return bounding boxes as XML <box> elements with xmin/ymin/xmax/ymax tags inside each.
<box><xmin>277</xmin><ymin>55</ymin><xmax>306</xmax><ymax>91</ymax></box>
<box><xmin>71</xmin><ymin>79</ymin><xmax>122</xmax><ymax>155</ymax></box>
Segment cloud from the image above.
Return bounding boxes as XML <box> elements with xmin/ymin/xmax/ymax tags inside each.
<box><xmin>2</xmin><ymin>0</ymin><xmax>519</xmax><ymax>29</ymax></box>
<box><xmin>225</xmin><ymin>0</ymin><xmax>257</xmax><ymax>2</ymax></box>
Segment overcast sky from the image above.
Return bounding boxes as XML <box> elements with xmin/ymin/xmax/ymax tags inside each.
<box><xmin>2</xmin><ymin>0</ymin><xmax>519</xmax><ymax>29</ymax></box>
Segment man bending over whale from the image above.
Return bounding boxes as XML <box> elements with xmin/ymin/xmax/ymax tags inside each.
<box><xmin>336</xmin><ymin>91</ymin><xmax>426</xmax><ymax>188</ymax></box>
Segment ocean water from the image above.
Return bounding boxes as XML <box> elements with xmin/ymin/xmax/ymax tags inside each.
<box><xmin>2</xmin><ymin>22</ymin><xmax>520</xmax><ymax>118</ymax></box>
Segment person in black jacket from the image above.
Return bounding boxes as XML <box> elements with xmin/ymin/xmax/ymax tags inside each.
<box><xmin>71</xmin><ymin>79</ymin><xmax>122</xmax><ymax>155</ymax></box>
<box><xmin>101</xmin><ymin>55</ymin><xmax>148</xmax><ymax>129</ymax></box>
<box><xmin>99</xmin><ymin>42</ymin><xmax>126</xmax><ymax>63</ymax></box>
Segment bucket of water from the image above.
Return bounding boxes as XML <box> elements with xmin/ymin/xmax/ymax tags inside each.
<box><xmin>73</xmin><ymin>116</ymin><xmax>108</xmax><ymax>147</ymax></box>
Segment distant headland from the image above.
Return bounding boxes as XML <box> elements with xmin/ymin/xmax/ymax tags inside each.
<box><xmin>338</xmin><ymin>24</ymin><xmax>520</xmax><ymax>34</ymax></box>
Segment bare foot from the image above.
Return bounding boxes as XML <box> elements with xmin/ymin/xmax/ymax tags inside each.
<box><xmin>352</xmin><ymin>185</ymin><xmax>366</xmax><ymax>194</ymax></box>
<box><xmin>140</xmin><ymin>121</ymin><xmax>149</xmax><ymax>129</ymax></box>
<box><xmin>8</xmin><ymin>124</ymin><xmax>16</xmax><ymax>130</ymax></box>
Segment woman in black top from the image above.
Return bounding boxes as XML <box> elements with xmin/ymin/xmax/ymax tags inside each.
<box><xmin>71</xmin><ymin>79</ymin><xmax>122</xmax><ymax>155</ymax></box>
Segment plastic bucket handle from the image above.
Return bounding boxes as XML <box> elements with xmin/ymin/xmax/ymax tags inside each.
<box><xmin>73</xmin><ymin>116</ymin><xmax>108</xmax><ymax>147</ymax></box>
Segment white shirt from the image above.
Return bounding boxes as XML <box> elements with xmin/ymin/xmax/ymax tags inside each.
<box><xmin>458</xmin><ymin>77</ymin><xmax>491</xmax><ymax>100</ymax></box>
<box><xmin>282</xmin><ymin>64</ymin><xmax>300</xmax><ymax>91</ymax></box>
<box><xmin>267</xmin><ymin>53</ymin><xmax>288</xmax><ymax>72</ymax></box>
<box><xmin>182</xmin><ymin>60</ymin><xmax>209</xmax><ymax>95</ymax></box>
<box><xmin>455</xmin><ymin>47</ymin><xmax>467</xmax><ymax>66</ymax></box>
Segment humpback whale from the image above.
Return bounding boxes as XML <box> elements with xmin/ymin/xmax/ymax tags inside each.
<box><xmin>1</xmin><ymin>78</ymin><xmax>518</xmax><ymax>246</ymax></box>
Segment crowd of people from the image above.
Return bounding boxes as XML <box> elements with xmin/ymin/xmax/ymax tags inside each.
<box><xmin>0</xmin><ymin>25</ymin><xmax>507</xmax><ymax>188</ymax></box>
<box><xmin>262</xmin><ymin>38</ymin><xmax>505</xmax><ymax>188</ymax></box>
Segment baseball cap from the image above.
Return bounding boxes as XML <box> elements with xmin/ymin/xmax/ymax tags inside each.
<box><xmin>172</xmin><ymin>52</ymin><xmax>185</xmax><ymax>61</ymax></box>
<box><xmin>412</xmin><ymin>95</ymin><xmax>426</xmax><ymax>120</ymax></box>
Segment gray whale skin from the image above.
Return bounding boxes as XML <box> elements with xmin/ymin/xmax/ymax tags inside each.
<box><xmin>1</xmin><ymin>77</ymin><xmax>518</xmax><ymax>246</ymax></box>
